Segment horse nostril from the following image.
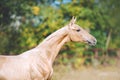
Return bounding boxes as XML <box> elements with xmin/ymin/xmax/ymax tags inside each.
<box><xmin>93</xmin><ymin>39</ymin><xmax>97</xmax><ymax>43</ymax></box>
<box><xmin>92</xmin><ymin>39</ymin><xmax>97</xmax><ymax>45</ymax></box>
<box><xmin>88</xmin><ymin>41</ymin><xmax>91</xmax><ymax>44</ymax></box>
<box><xmin>87</xmin><ymin>40</ymin><xmax>92</xmax><ymax>44</ymax></box>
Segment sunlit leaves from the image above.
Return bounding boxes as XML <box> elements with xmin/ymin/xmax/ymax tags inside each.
<box><xmin>32</xmin><ymin>6</ymin><xmax>40</xmax><ymax>15</ymax></box>
<box><xmin>20</xmin><ymin>27</ymin><xmax>37</xmax><ymax>48</ymax></box>
<box><xmin>0</xmin><ymin>0</ymin><xmax>119</xmax><ymax>64</ymax></box>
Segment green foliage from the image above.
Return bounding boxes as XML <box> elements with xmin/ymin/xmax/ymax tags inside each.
<box><xmin>0</xmin><ymin>0</ymin><xmax>119</xmax><ymax>67</ymax></box>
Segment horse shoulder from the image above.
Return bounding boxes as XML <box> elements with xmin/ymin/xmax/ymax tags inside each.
<box><xmin>28</xmin><ymin>54</ymin><xmax>52</xmax><ymax>80</ymax></box>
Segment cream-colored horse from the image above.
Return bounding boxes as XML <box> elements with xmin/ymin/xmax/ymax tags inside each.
<box><xmin>0</xmin><ymin>17</ymin><xmax>96</xmax><ymax>80</ymax></box>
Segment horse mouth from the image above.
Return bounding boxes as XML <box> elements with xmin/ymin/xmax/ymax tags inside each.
<box><xmin>86</xmin><ymin>40</ymin><xmax>97</xmax><ymax>46</ymax></box>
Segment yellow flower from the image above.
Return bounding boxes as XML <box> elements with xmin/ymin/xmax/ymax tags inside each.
<box><xmin>32</xmin><ymin>6</ymin><xmax>40</xmax><ymax>15</ymax></box>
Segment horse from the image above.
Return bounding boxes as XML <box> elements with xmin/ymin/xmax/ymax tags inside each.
<box><xmin>0</xmin><ymin>17</ymin><xmax>97</xmax><ymax>80</ymax></box>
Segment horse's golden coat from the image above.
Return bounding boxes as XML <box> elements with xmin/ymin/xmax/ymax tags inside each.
<box><xmin>0</xmin><ymin>17</ymin><xmax>97</xmax><ymax>80</ymax></box>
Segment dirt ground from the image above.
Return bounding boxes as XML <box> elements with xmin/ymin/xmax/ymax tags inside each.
<box><xmin>52</xmin><ymin>65</ymin><xmax>120</xmax><ymax>80</ymax></box>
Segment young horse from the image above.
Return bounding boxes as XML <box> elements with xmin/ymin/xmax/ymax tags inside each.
<box><xmin>0</xmin><ymin>17</ymin><xmax>96</xmax><ymax>80</ymax></box>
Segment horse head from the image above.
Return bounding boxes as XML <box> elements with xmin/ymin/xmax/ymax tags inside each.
<box><xmin>68</xmin><ymin>16</ymin><xmax>97</xmax><ymax>46</ymax></box>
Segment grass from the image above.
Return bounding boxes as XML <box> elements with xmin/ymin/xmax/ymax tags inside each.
<box><xmin>52</xmin><ymin>65</ymin><xmax>120</xmax><ymax>80</ymax></box>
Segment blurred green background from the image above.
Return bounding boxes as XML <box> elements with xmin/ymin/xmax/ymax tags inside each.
<box><xmin>0</xmin><ymin>0</ymin><xmax>120</xmax><ymax>68</ymax></box>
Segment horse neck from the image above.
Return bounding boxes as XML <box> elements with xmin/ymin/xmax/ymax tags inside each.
<box><xmin>37</xmin><ymin>26</ymin><xmax>70</xmax><ymax>64</ymax></box>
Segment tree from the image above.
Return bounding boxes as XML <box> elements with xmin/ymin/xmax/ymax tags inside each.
<box><xmin>0</xmin><ymin>0</ymin><xmax>119</xmax><ymax>67</ymax></box>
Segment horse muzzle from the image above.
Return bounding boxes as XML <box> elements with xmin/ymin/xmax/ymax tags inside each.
<box><xmin>86</xmin><ymin>38</ymin><xmax>97</xmax><ymax>46</ymax></box>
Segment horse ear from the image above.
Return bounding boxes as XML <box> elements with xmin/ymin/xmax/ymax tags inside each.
<box><xmin>69</xmin><ymin>16</ymin><xmax>77</xmax><ymax>29</ymax></box>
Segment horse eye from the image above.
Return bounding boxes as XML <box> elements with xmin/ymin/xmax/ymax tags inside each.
<box><xmin>76</xmin><ymin>29</ymin><xmax>80</xmax><ymax>32</ymax></box>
